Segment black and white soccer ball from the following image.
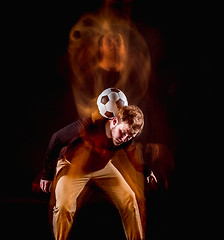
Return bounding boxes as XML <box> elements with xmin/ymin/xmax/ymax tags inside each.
<box><xmin>97</xmin><ymin>88</ymin><xmax>128</xmax><ymax>119</ymax></box>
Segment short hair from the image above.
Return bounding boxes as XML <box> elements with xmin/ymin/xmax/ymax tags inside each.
<box><xmin>116</xmin><ymin>105</ymin><xmax>144</xmax><ymax>135</ymax></box>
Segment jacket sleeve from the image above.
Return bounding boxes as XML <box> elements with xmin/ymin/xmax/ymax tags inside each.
<box><xmin>124</xmin><ymin>140</ymin><xmax>152</xmax><ymax>177</ymax></box>
<box><xmin>41</xmin><ymin>117</ymin><xmax>91</xmax><ymax>180</ymax></box>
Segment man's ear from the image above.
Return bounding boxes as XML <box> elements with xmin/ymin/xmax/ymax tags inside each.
<box><xmin>112</xmin><ymin>117</ymin><xmax>118</xmax><ymax>127</ymax></box>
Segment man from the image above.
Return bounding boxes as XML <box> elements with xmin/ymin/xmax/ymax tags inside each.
<box><xmin>40</xmin><ymin>105</ymin><xmax>155</xmax><ymax>240</ymax></box>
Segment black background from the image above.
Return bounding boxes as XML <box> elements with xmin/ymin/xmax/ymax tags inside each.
<box><xmin>2</xmin><ymin>0</ymin><xmax>222</xmax><ymax>239</ymax></box>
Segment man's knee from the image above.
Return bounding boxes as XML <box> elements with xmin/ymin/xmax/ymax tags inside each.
<box><xmin>120</xmin><ymin>188</ymin><xmax>138</xmax><ymax>211</ymax></box>
<box><xmin>53</xmin><ymin>204</ymin><xmax>75</xmax><ymax>221</ymax></box>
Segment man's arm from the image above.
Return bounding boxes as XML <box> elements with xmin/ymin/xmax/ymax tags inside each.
<box><xmin>41</xmin><ymin>123</ymin><xmax>76</xmax><ymax>181</ymax></box>
<box><xmin>40</xmin><ymin>117</ymin><xmax>91</xmax><ymax>192</ymax></box>
<box><xmin>124</xmin><ymin>141</ymin><xmax>157</xmax><ymax>183</ymax></box>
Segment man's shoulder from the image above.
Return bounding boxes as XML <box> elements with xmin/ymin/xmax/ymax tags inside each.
<box><xmin>57</xmin><ymin>117</ymin><xmax>93</xmax><ymax>136</ymax></box>
<box><xmin>79</xmin><ymin>116</ymin><xmax>93</xmax><ymax>126</ymax></box>
<box><xmin>76</xmin><ymin>116</ymin><xmax>108</xmax><ymax>132</ymax></box>
<box><xmin>71</xmin><ymin>117</ymin><xmax>94</xmax><ymax>135</ymax></box>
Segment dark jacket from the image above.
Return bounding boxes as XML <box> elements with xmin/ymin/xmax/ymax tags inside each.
<box><xmin>41</xmin><ymin>117</ymin><xmax>150</xmax><ymax>180</ymax></box>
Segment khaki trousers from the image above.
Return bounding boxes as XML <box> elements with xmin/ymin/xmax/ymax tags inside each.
<box><xmin>52</xmin><ymin>159</ymin><xmax>144</xmax><ymax>240</ymax></box>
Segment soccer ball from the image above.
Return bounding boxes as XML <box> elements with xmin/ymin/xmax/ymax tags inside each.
<box><xmin>97</xmin><ymin>88</ymin><xmax>128</xmax><ymax>119</ymax></box>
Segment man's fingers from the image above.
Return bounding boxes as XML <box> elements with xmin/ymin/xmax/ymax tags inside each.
<box><xmin>40</xmin><ymin>180</ymin><xmax>52</xmax><ymax>193</ymax></box>
<box><xmin>40</xmin><ymin>180</ymin><xmax>43</xmax><ymax>190</ymax></box>
<box><xmin>43</xmin><ymin>182</ymin><xmax>48</xmax><ymax>193</ymax></box>
<box><xmin>147</xmin><ymin>176</ymin><xmax>150</xmax><ymax>184</ymax></box>
<box><xmin>44</xmin><ymin>181</ymin><xmax>50</xmax><ymax>193</ymax></box>
<box><xmin>41</xmin><ymin>180</ymin><xmax>47</xmax><ymax>193</ymax></box>
<box><xmin>40</xmin><ymin>180</ymin><xmax>44</xmax><ymax>191</ymax></box>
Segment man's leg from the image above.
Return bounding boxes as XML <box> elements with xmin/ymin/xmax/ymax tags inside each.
<box><xmin>92</xmin><ymin>161</ymin><xmax>144</xmax><ymax>240</ymax></box>
<box><xmin>52</xmin><ymin>160</ymin><xmax>90</xmax><ymax>240</ymax></box>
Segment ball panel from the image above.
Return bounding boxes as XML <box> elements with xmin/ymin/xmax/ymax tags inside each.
<box><xmin>101</xmin><ymin>95</ymin><xmax>109</xmax><ymax>104</ymax></box>
<box><xmin>108</xmin><ymin>92</ymin><xmax>119</xmax><ymax>102</ymax></box>
<box><xmin>116</xmin><ymin>99</ymin><xmax>125</xmax><ymax>108</ymax></box>
<box><xmin>110</xmin><ymin>88</ymin><xmax>120</xmax><ymax>93</ymax></box>
<box><xmin>106</xmin><ymin>101</ymin><xmax>118</xmax><ymax>112</ymax></box>
<box><xmin>105</xmin><ymin>111</ymin><xmax>114</xmax><ymax>118</ymax></box>
<box><xmin>102</xmin><ymin>88</ymin><xmax>112</xmax><ymax>96</ymax></box>
<box><xmin>98</xmin><ymin>103</ymin><xmax>106</xmax><ymax>115</ymax></box>
<box><xmin>118</xmin><ymin>91</ymin><xmax>127</xmax><ymax>102</ymax></box>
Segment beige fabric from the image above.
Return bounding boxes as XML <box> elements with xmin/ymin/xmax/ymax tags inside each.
<box><xmin>52</xmin><ymin>159</ymin><xmax>144</xmax><ymax>240</ymax></box>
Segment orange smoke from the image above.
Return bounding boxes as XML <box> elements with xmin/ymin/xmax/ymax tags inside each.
<box><xmin>67</xmin><ymin>9</ymin><xmax>151</xmax><ymax>117</ymax></box>
<box><xmin>65</xmin><ymin>4</ymin><xmax>151</xmax><ymax>235</ymax></box>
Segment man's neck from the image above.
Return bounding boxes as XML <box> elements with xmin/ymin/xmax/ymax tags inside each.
<box><xmin>99</xmin><ymin>59</ymin><xmax>123</xmax><ymax>72</ymax></box>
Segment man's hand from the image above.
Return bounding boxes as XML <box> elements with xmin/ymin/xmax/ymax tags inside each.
<box><xmin>40</xmin><ymin>179</ymin><xmax>52</xmax><ymax>193</ymax></box>
<box><xmin>147</xmin><ymin>171</ymin><xmax>157</xmax><ymax>184</ymax></box>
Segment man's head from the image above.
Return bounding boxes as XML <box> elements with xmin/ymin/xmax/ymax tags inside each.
<box><xmin>98</xmin><ymin>31</ymin><xmax>126</xmax><ymax>65</ymax></box>
<box><xmin>107</xmin><ymin>105</ymin><xmax>144</xmax><ymax>146</ymax></box>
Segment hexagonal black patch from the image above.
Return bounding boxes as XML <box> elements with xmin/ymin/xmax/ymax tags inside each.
<box><xmin>110</xmin><ymin>88</ymin><xmax>120</xmax><ymax>93</ymax></box>
<box><xmin>116</xmin><ymin>99</ymin><xmax>125</xmax><ymax>108</ymax></box>
<box><xmin>101</xmin><ymin>95</ymin><xmax>109</xmax><ymax>104</ymax></box>
<box><xmin>105</xmin><ymin>111</ymin><xmax>114</xmax><ymax>118</ymax></box>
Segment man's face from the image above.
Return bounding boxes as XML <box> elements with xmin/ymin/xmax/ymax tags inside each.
<box><xmin>100</xmin><ymin>32</ymin><xmax>125</xmax><ymax>60</ymax></box>
<box><xmin>110</xmin><ymin>118</ymin><xmax>137</xmax><ymax>146</ymax></box>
